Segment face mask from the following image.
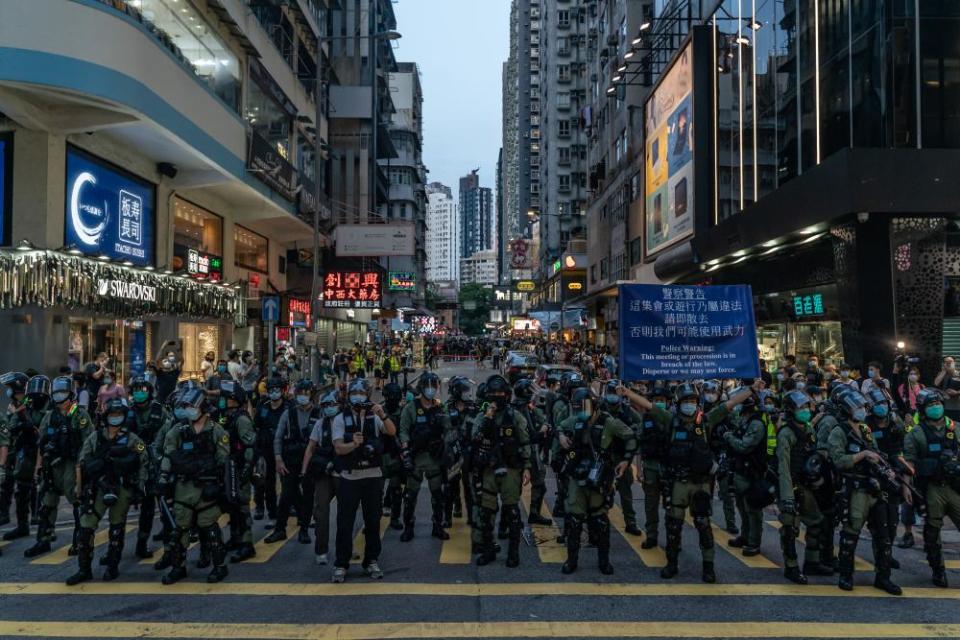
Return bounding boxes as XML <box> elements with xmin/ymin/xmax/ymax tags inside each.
<box><xmin>867</xmin><ymin>370</ymin><xmax>877</xmax><ymax>379</ymax></box>
<box><xmin>132</xmin><ymin>390</ymin><xmax>149</xmax><ymax>404</ymax></box>
<box><xmin>173</xmin><ymin>407</ymin><xmax>189</xmax><ymax>421</ymax></box>
<box><xmin>104</xmin><ymin>378</ymin><xmax>113</xmax><ymax>386</ymax></box>
<box><xmin>5</xmin><ymin>389</ymin><xmax>11</xmax><ymax>398</ymax></box>
<box><xmin>296</xmin><ymin>395</ymin><xmax>310</xmax><ymax>406</ymax></box>
<box><xmin>217</xmin><ymin>398</ymin><xmax>226</xmax><ymax>410</ymax></box>
<box><xmin>679</xmin><ymin>402</ymin><xmax>697</xmax><ymax>417</ymax></box>
<box><xmin>653</xmin><ymin>401</ymin><xmax>667</xmax><ymax>411</ymax></box>
<box><xmin>795</xmin><ymin>381</ymin><xmax>806</xmax><ymax>390</ymax></box>
<box><xmin>349</xmin><ymin>394</ymin><xmax>367</xmax><ymax>406</ymax></box>
<box><xmin>794</xmin><ymin>408</ymin><xmax>812</xmax><ymax>423</ymax></box>
<box><xmin>218</xmin><ymin>366</ymin><xmax>227</xmax><ymax>374</ymax></box>
<box><xmin>908</xmin><ymin>374</ymin><xmax>919</xmax><ymax>383</ymax></box>
<box><xmin>872</xmin><ymin>404</ymin><xmax>889</xmax><ymax>418</ymax></box>
<box><xmin>184</xmin><ymin>407</ymin><xmax>201</xmax><ymax>422</ymax></box>
<box><xmin>323</xmin><ymin>405</ymin><xmax>339</xmax><ymax>418</ymax></box>
<box><xmin>776</xmin><ymin>374</ymin><xmax>785</xmax><ymax>382</ymax></box>
<box><xmin>52</xmin><ymin>391</ymin><xmax>70</xmax><ymax>404</ymax></box>
<box><xmin>604</xmin><ymin>393</ymin><xmax>620</xmax><ymax>405</ymax></box>
<box><xmin>851</xmin><ymin>407</ymin><xmax>867</xmax><ymax>422</ymax></box>
<box><xmin>703</xmin><ymin>393</ymin><xmax>718</xmax><ymax>404</ymax></box>
<box><xmin>764</xmin><ymin>404</ymin><xmax>776</xmax><ymax>413</ymax></box>
<box><xmin>948</xmin><ymin>363</ymin><xmax>956</xmax><ymax>371</ymax></box>
<box><xmin>406</xmin><ymin>391</ymin><xmax>415</xmax><ymax>403</ymax></box>
<box><xmin>811</xmin><ymin>396</ymin><xmax>823</xmax><ymax>404</ymax></box>
<box><xmin>423</xmin><ymin>387</ymin><xmax>437</xmax><ymax>400</ymax></box>
<box><xmin>268</xmin><ymin>390</ymin><xmax>282</xmax><ymax>401</ymax></box>
<box><xmin>577</xmin><ymin>410</ymin><xmax>590</xmax><ymax>421</ymax></box>
<box><xmin>840</xmin><ymin>370</ymin><xmax>850</xmax><ymax>379</ymax></box>
<box><xmin>808</xmin><ymin>361</ymin><xmax>816</xmax><ymax>368</ymax></box>
<box><xmin>926</xmin><ymin>404</ymin><xmax>945</xmax><ymax>420</ymax></box>
<box><xmin>107</xmin><ymin>415</ymin><xmax>125</xmax><ymax>427</ymax></box>
<box><xmin>732</xmin><ymin>404</ymin><xmax>742</xmax><ymax>416</ymax></box>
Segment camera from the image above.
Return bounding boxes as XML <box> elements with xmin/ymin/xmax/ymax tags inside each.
<box><xmin>360</xmin><ymin>443</ymin><xmax>376</xmax><ymax>460</ymax></box>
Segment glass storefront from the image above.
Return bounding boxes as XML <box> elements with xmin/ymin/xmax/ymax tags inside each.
<box><xmin>179</xmin><ymin>322</ymin><xmax>222</xmax><ymax>380</ymax></box>
<box><xmin>173</xmin><ymin>198</ymin><xmax>223</xmax><ymax>255</ymax></box>
<box><xmin>235</xmin><ymin>225</ymin><xmax>268</xmax><ymax>273</ymax></box>
<box><xmin>67</xmin><ymin>318</ymin><xmax>153</xmax><ymax>382</ymax></box>
<box><xmin>754</xmin><ymin>284</ymin><xmax>844</xmax><ymax>366</ymax></box>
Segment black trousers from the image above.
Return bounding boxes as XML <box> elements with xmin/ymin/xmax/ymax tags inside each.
<box><xmin>335</xmin><ymin>476</ymin><xmax>384</xmax><ymax>569</ymax></box>
<box><xmin>253</xmin><ymin>447</ymin><xmax>277</xmax><ymax>517</ymax></box>
<box><xmin>276</xmin><ymin>470</ymin><xmax>314</xmax><ymax>530</ymax></box>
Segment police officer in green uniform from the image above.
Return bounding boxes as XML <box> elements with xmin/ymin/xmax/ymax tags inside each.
<box><xmin>398</xmin><ymin>372</ymin><xmax>454</xmax><ymax>542</ymax></box>
<box><xmin>253</xmin><ymin>378</ymin><xmax>286</xmax><ymax>523</ymax></box>
<box><xmin>380</xmin><ymin>383</ymin><xmax>406</xmax><ymax>531</ymax></box>
<box><xmin>68</xmin><ymin>398</ymin><xmax>148</xmax><ymax>584</ymax></box>
<box><xmin>471</xmin><ymin>375</ymin><xmax>531</xmax><ymax>567</ymax></box>
<box><xmin>703</xmin><ymin>380</ymin><xmax>738</xmax><ymax>534</ymax></box>
<box><xmin>827</xmin><ymin>389</ymin><xmax>901</xmax><ymax>595</ymax></box>
<box><xmin>159</xmin><ymin>388</ymin><xmax>230</xmax><ymax>584</ymax></box>
<box><xmin>620</xmin><ymin>382</ymin><xmax>754</xmax><ymax>583</ymax></box>
<box><xmin>863</xmin><ymin>387</ymin><xmax>909</xmax><ymax>570</ymax></box>
<box><xmin>219</xmin><ymin>380</ymin><xmax>257</xmax><ymax>563</ymax></box>
<box><xmin>127</xmin><ymin>376</ymin><xmax>172</xmax><ymax>559</ymax></box>
<box><xmin>904</xmin><ymin>388</ymin><xmax>960</xmax><ymax>588</ymax></box>
<box><xmin>514</xmin><ymin>378</ymin><xmax>552</xmax><ymax>526</ymax></box>
<box><xmin>724</xmin><ymin>389</ymin><xmax>774</xmax><ymax>558</ymax></box>
<box><xmin>811</xmin><ymin>384</ymin><xmax>846</xmax><ymax>571</ymax></box>
<box><xmin>557</xmin><ymin>387</ymin><xmax>637</xmax><ymax>575</ymax></box>
<box><xmin>0</xmin><ymin>372</ymin><xmax>36</xmax><ymax>540</ymax></box>
<box><xmin>637</xmin><ymin>383</ymin><xmax>670</xmax><ymax>548</ymax></box>
<box><xmin>600</xmin><ymin>380</ymin><xmax>642</xmax><ymax>536</ymax></box>
<box><xmin>550</xmin><ymin>372</ymin><xmax>584</xmax><ymax>524</ymax></box>
<box><xmin>445</xmin><ymin>377</ymin><xmax>477</xmax><ymax>526</ymax></box>
<box><xmin>776</xmin><ymin>390</ymin><xmax>831</xmax><ymax>584</ymax></box>
<box><xmin>25</xmin><ymin>376</ymin><xmax>93</xmax><ymax>558</ymax></box>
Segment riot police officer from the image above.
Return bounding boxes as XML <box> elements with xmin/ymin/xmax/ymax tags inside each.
<box><xmin>380</xmin><ymin>382</ymin><xmax>406</xmax><ymax>531</ymax></box>
<box><xmin>551</xmin><ymin>372</ymin><xmax>585</xmax><ymax>522</ymax></box>
<box><xmin>637</xmin><ymin>383</ymin><xmax>670</xmax><ymax>548</ymax></box>
<box><xmin>703</xmin><ymin>380</ymin><xmax>738</xmax><ymax>534</ymax></box>
<box><xmin>127</xmin><ymin>376</ymin><xmax>171</xmax><ymax>559</ymax></box>
<box><xmin>69</xmin><ymin>398</ymin><xmax>148</xmax><ymax>584</ymax></box>
<box><xmin>444</xmin><ymin>376</ymin><xmax>477</xmax><ymax>527</ymax></box>
<box><xmin>776</xmin><ymin>390</ymin><xmax>830</xmax><ymax>584</ymax></box>
<box><xmin>25</xmin><ymin>376</ymin><xmax>94</xmax><ymax>558</ymax></box>
<box><xmin>267</xmin><ymin>379</ymin><xmax>320</xmax><ymax>544</ymax></box>
<box><xmin>253</xmin><ymin>377</ymin><xmax>286</xmax><ymax>523</ymax></box>
<box><xmin>514</xmin><ymin>378</ymin><xmax>552</xmax><ymax>526</ymax></box>
<box><xmin>0</xmin><ymin>372</ymin><xmax>37</xmax><ymax>539</ymax></box>
<box><xmin>300</xmin><ymin>390</ymin><xmax>341</xmax><ymax>565</ymax></box>
<box><xmin>219</xmin><ymin>380</ymin><xmax>257</xmax><ymax>563</ymax></box>
<box><xmin>159</xmin><ymin>388</ymin><xmax>229</xmax><ymax>584</ymax></box>
<box><xmin>724</xmin><ymin>389</ymin><xmax>773</xmax><ymax>558</ymax></box>
<box><xmin>863</xmin><ymin>386</ymin><xmax>909</xmax><ymax>570</ymax></box>
<box><xmin>811</xmin><ymin>383</ymin><xmax>848</xmax><ymax>571</ymax></box>
<box><xmin>827</xmin><ymin>389</ymin><xmax>901</xmax><ymax>595</ymax></box>
<box><xmin>600</xmin><ymin>380</ymin><xmax>642</xmax><ymax>536</ymax></box>
<box><xmin>904</xmin><ymin>388</ymin><xmax>960</xmax><ymax>588</ymax></box>
<box><xmin>557</xmin><ymin>387</ymin><xmax>637</xmax><ymax>575</ymax></box>
<box><xmin>471</xmin><ymin>375</ymin><xmax>531</xmax><ymax>567</ymax></box>
<box><xmin>398</xmin><ymin>372</ymin><xmax>454</xmax><ymax>542</ymax></box>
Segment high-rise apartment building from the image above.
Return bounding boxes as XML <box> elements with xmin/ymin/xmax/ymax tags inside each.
<box><xmin>459</xmin><ymin>170</ymin><xmax>494</xmax><ymax>260</ymax></box>
<box><xmin>425</xmin><ymin>182</ymin><xmax>459</xmax><ymax>284</ymax></box>
<box><xmin>460</xmin><ymin>250</ymin><xmax>499</xmax><ymax>286</ymax></box>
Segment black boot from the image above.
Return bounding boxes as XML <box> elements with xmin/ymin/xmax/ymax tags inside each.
<box><xmin>135</xmin><ymin>535</ymin><xmax>153</xmax><ymax>559</ymax></box>
<box><xmin>153</xmin><ymin>550</ymin><xmax>172</xmax><ymax>571</ymax></box>
<box><xmin>162</xmin><ymin>540</ymin><xmax>188</xmax><ymax>585</ymax></box>
<box><xmin>784</xmin><ymin>566</ymin><xmax>808</xmax><ymax>585</ymax></box>
<box><xmin>592</xmin><ymin>515</ymin><xmax>614</xmax><ymax>575</ymax></box>
<box><xmin>660</xmin><ymin>516</ymin><xmax>683</xmax><ymax>579</ymax></box>
<box><xmin>476</xmin><ymin>508</ymin><xmax>497</xmax><ymax>566</ymax></box>
<box><xmin>400</xmin><ymin>490</ymin><xmax>416</xmax><ymax>542</ymax></box>
<box><xmin>837</xmin><ymin>531</ymin><xmax>857</xmax><ymax>591</ymax></box>
<box><xmin>102</xmin><ymin>525</ymin><xmax>125</xmax><ymax>581</ymax></box>
<box><xmin>728</xmin><ymin>535</ymin><xmax>747</xmax><ymax>548</ymax></box>
<box><xmin>204</xmin><ymin>525</ymin><xmax>229</xmax><ymax>583</ymax></box>
<box><xmin>641</xmin><ymin>535</ymin><xmax>658</xmax><ymax>550</ymax></box>
<box><xmin>924</xmin><ymin>524</ymin><xmax>949</xmax><ymax>587</ymax></box>
<box><xmin>297</xmin><ymin>527</ymin><xmax>311</xmax><ymax>544</ymax></box>
<box><xmin>3</xmin><ymin>489</ymin><xmax>30</xmax><ymax>540</ymax></box>
<box><xmin>2</xmin><ymin>523</ymin><xmax>29</xmax><ymax>541</ymax></box>
<box><xmin>389</xmin><ymin>486</ymin><xmax>404</xmax><ymax>530</ymax></box>
<box><xmin>528</xmin><ymin>485</ymin><xmax>551</xmax><ymax>525</ymax></box>
<box><xmin>23</xmin><ymin>540</ymin><xmax>51</xmax><ymax>558</ymax></box>
<box><xmin>561</xmin><ymin>517</ymin><xmax>583</xmax><ymax>575</ymax></box>
<box><xmin>505</xmin><ymin>505</ymin><xmax>521</xmax><ymax>568</ymax></box>
<box><xmin>253</xmin><ymin>506</ymin><xmax>265</xmax><ymax>521</ymax></box>
<box><xmin>431</xmin><ymin>494</ymin><xmax>450</xmax><ymax>540</ymax></box>
<box><xmin>803</xmin><ymin>561</ymin><xmax>834</xmax><ymax>576</ymax></box>
<box><xmin>65</xmin><ymin>528</ymin><xmax>95</xmax><ymax>586</ymax></box>
<box><xmin>871</xmin><ymin>534</ymin><xmax>901</xmax><ymax>595</ymax></box>
<box><xmin>702</xmin><ymin>561</ymin><xmax>716</xmax><ymax>584</ymax></box>
<box><xmin>692</xmin><ymin>513</ymin><xmax>716</xmax><ymax>583</ymax></box>
<box><xmin>230</xmin><ymin>542</ymin><xmax>256</xmax><ymax>563</ymax></box>
<box><xmin>264</xmin><ymin>527</ymin><xmax>287</xmax><ymax>543</ymax></box>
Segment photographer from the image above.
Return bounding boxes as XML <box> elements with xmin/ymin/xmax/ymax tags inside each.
<box><xmin>330</xmin><ymin>379</ymin><xmax>396</xmax><ymax>583</ymax></box>
<box><xmin>934</xmin><ymin>356</ymin><xmax>960</xmax><ymax>420</ymax></box>
<box><xmin>300</xmin><ymin>390</ymin><xmax>342</xmax><ymax>566</ymax></box>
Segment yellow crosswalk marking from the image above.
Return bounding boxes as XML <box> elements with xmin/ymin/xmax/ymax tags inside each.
<box><xmin>139</xmin><ymin>513</ymin><xmax>230</xmax><ymax>564</ymax></box>
<box><xmin>684</xmin><ymin>515</ymin><xmax>778</xmax><ymax>568</ymax></box>
<box><xmin>1</xmin><ymin>580</ymin><xmax>958</xmax><ymax>599</ymax></box>
<box><xmin>2</xmin><ymin>620</ymin><xmax>960</xmax><ymax>638</ymax></box>
<box><xmin>247</xmin><ymin>527</ymin><xmax>293</xmax><ymax>564</ymax></box>
<box><xmin>765</xmin><ymin>520</ymin><xmax>873</xmax><ymax>571</ymax></box>
<box><xmin>944</xmin><ymin>560</ymin><xmax>960</xmax><ymax>569</ymax></box>
<box><xmin>519</xmin><ymin>485</ymin><xmax>566</xmax><ymax>563</ymax></box>
<box><xmin>439</xmin><ymin>518</ymin><xmax>472</xmax><ymax>564</ymax></box>
<box><xmin>608</xmin><ymin>504</ymin><xmax>666</xmax><ymax>567</ymax></box>
<box><xmin>353</xmin><ymin>516</ymin><xmax>390</xmax><ymax>560</ymax></box>
<box><xmin>31</xmin><ymin>524</ymin><xmax>135</xmax><ymax>565</ymax></box>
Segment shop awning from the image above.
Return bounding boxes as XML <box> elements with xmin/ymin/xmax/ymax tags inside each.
<box><xmin>0</xmin><ymin>248</ymin><xmax>246</xmax><ymax>325</ymax></box>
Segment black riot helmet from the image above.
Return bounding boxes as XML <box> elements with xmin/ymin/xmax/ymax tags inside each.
<box><xmin>513</xmin><ymin>378</ymin><xmax>535</xmax><ymax>403</ymax></box>
<box><xmin>26</xmin><ymin>375</ymin><xmax>51</xmax><ymax>400</ymax></box>
<box><xmin>176</xmin><ymin>388</ymin><xmax>208</xmax><ymax>412</ymax></box>
<box><xmin>219</xmin><ymin>380</ymin><xmax>247</xmax><ymax>405</ymax></box>
<box><xmin>50</xmin><ymin>376</ymin><xmax>74</xmax><ymax>404</ymax></box>
<box><xmin>417</xmin><ymin>372</ymin><xmax>441</xmax><ymax>401</ymax></box>
<box><xmin>484</xmin><ymin>375</ymin><xmax>511</xmax><ymax>406</ymax></box>
<box><xmin>266</xmin><ymin>377</ymin><xmax>285</xmax><ymax>391</ymax></box>
<box><xmin>560</xmin><ymin>371</ymin><xmax>585</xmax><ymax>397</ymax></box>
<box><xmin>448</xmin><ymin>376</ymin><xmax>473</xmax><ymax>402</ymax></box>
<box><xmin>835</xmin><ymin>389</ymin><xmax>868</xmax><ymax>420</ymax></box>
<box><xmin>649</xmin><ymin>383</ymin><xmax>670</xmax><ymax>403</ymax></box>
<box><xmin>916</xmin><ymin>387</ymin><xmax>945</xmax><ymax>411</ymax></box>
<box><xmin>674</xmin><ymin>382</ymin><xmax>699</xmax><ymax>404</ymax></box>
<box><xmin>382</xmin><ymin>382</ymin><xmax>403</xmax><ymax>403</ymax></box>
<box><xmin>295</xmin><ymin>378</ymin><xmax>315</xmax><ymax>394</ymax></box>
<box><xmin>0</xmin><ymin>371</ymin><xmax>29</xmax><ymax>396</ymax></box>
<box><xmin>782</xmin><ymin>390</ymin><xmax>813</xmax><ymax>413</ymax></box>
<box><xmin>570</xmin><ymin>387</ymin><xmax>593</xmax><ymax>416</ymax></box>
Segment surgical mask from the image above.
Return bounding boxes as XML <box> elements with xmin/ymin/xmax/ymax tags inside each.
<box><xmin>808</xmin><ymin>361</ymin><xmax>816</xmax><ymax>368</ymax></box>
<box><xmin>764</xmin><ymin>404</ymin><xmax>776</xmax><ymax>413</ymax></box>
<box><xmin>173</xmin><ymin>408</ymin><xmax>189</xmax><ymax>421</ymax></box>
<box><xmin>776</xmin><ymin>374</ymin><xmax>785</xmax><ymax>382</ymax></box>
<box><xmin>295</xmin><ymin>395</ymin><xmax>310</xmax><ymax>407</ymax></box>
<box><xmin>323</xmin><ymin>406</ymin><xmax>339</xmax><ymax>418</ymax></box>
<box><xmin>794</xmin><ymin>408</ymin><xmax>812</xmax><ymax>423</ymax></box>
<box><xmin>703</xmin><ymin>393</ymin><xmax>718</xmax><ymax>404</ymax></box>
<box><xmin>908</xmin><ymin>374</ymin><xmax>919</xmax><ymax>383</ymax></box>
<box><xmin>268</xmin><ymin>390</ymin><xmax>282</xmax><ymax>401</ymax></box>
<box><xmin>926</xmin><ymin>404</ymin><xmax>945</xmax><ymax>420</ymax></box>
<box><xmin>840</xmin><ymin>370</ymin><xmax>850</xmax><ymax>379</ymax></box>
<box><xmin>104</xmin><ymin>377</ymin><xmax>113</xmax><ymax>386</ymax></box>
<box><xmin>795</xmin><ymin>381</ymin><xmax>806</xmax><ymax>391</ymax></box>
<box><xmin>107</xmin><ymin>415</ymin><xmax>125</xmax><ymax>427</ymax></box>
<box><xmin>52</xmin><ymin>391</ymin><xmax>70</xmax><ymax>404</ymax></box>
<box><xmin>406</xmin><ymin>391</ymin><xmax>415</xmax><ymax>403</ymax></box>
<box><xmin>851</xmin><ymin>407</ymin><xmax>867</xmax><ymax>422</ymax></box>
<box><xmin>217</xmin><ymin>398</ymin><xmax>226</xmax><ymax>410</ymax></box>
<box><xmin>577</xmin><ymin>410</ymin><xmax>590</xmax><ymax>421</ymax></box>
<box><xmin>132</xmin><ymin>390</ymin><xmax>149</xmax><ymax>404</ymax></box>
<box><xmin>653</xmin><ymin>401</ymin><xmax>667</xmax><ymax>411</ymax></box>
<box><xmin>604</xmin><ymin>393</ymin><xmax>620</xmax><ymax>405</ymax></box>
<box><xmin>5</xmin><ymin>389</ymin><xmax>11</xmax><ymax>398</ymax></box>
<box><xmin>349</xmin><ymin>394</ymin><xmax>367</xmax><ymax>406</ymax></box>
<box><xmin>872</xmin><ymin>404</ymin><xmax>889</xmax><ymax>418</ymax></box>
<box><xmin>867</xmin><ymin>370</ymin><xmax>877</xmax><ymax>379</ymax></box>
<box><xmin>423</xmin><ymin>387</ymin><xmax>437</xmax><ymax>400</ymax></box>
<box><xmin>184</xmin><ymin>407</ymin><xmax>201</xmax><ymax>422</ymax></box>
<box><xmin>679</xmin><ymin>402</ymin><xmax>697</xmax><ymax>417</ymax></box>
<box><xmin>218</xmin><ymin>365</ymin><xmax>227</xmax><ymax>374</ymax></box>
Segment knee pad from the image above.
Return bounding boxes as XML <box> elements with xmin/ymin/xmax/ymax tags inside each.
<box><xmin>691</xmin><ymin>490</ymin><xmax>712</xmax><ymax>518</ymax></box>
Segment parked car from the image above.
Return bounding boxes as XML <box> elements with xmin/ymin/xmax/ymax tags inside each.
<box><xmin>506</xmin><ymin>351</ymin><xmax>540</xmax><ymax>384</ymax></box>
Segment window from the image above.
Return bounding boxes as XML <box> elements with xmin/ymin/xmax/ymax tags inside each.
<box><xmin>234</xmin><ymin>225</ymin><xmax>268</xmax><ymax>272</ymax></box>
<box><xmin>558</xmin><ymin>146</ymin><xmax>571</xmax><ymax>165</ymax></box>
<box><xmin>557</xmin><ymin>92</ymin><xmax>571</xmax><ymax>109</ymax></box>
<box><xmin>630</xmin><ymin>238</ymin><xmax>642</xmax><ymax>265</ymax></box>
<box><xmin>246</xmin><ymin>79</ymin><xmax>292</xmax><ymax>159</ymax></box>
<box><xmin>590</xmin><ymin>264</ymin><xmax>597</xmax><ymax>284</ymax></box>
<box><xmin>558</xmin><ymin>65</ymin><xmax>572</xmax><ymax>82</ymax></box>
<box><xmin>558</xmin><ymin>36</ymin><xmax>570</xmax><ymax>55</ymax></box>
<box><xmin>558</xmin><ymin>120</ymin><xmax>571</xmax><ymax>137</ymax></box>
<box><xmin>173</xmin><ymin>198</ymin><xmax>223</xmax><ymax>255</ymax></box>
<box><xmin>557</xmin><ymin>10</ymin><xmax>570</xmax><ymax>28</ymax></box>
<box><xmin>558</xmin><ymin>174</ymin><xmax>571</xmax><ymax>192</ymax></box>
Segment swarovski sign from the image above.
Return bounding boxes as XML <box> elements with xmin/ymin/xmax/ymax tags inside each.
<box><xmin>97</xmin><ymin>278</ymin><xmax>157</xmax><ymax>303</ymax></box>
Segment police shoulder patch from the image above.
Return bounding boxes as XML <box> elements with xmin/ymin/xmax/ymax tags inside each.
<box><xmin>135</xmin><ymin>441</ymin><xmax>145</xmax><ymax>452</ymax></box>
<box><xmin>221</xmin><ymin>434</ymin><xmax>230</xmax><ymax>445</ymax></box>
<box><xmin>694</xmin><ymin>427</ymin><xmax>704</xmax><ymax>436</ymax></box>
<box><xmin>948</xmin><ymin>431</ymin><xmax>955</xmax><ymax>440</ymax></box>
<box><xmin>504</xmin><ymin>428</ymin><xmax>513</xmax><ymax>436</ymax></box>
<box><xmin>417</xmin><ymin>409</ymin><xmax>424</xmax><ymax>416</ymax></box>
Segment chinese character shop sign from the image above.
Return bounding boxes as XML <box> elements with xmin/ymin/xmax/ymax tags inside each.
<box><xmin>322</xmin><ymin>271</ymin><xmax>381</xmax><ymax>309</ymax></box>
<box><xmin>619</xmin><ymin>284</ymin><xmax>760</xmax><ymax>380</ymax></box>
<box><xmin>792</xmin><ymin>292</ymin><xmax>824</xmax><ymax>318</ymax></box>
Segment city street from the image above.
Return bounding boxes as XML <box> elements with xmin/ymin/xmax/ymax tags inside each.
<box><xmin>1</xmin><ymin>361</ymin><xmax>959</xmax><ymax>640</ymax></box>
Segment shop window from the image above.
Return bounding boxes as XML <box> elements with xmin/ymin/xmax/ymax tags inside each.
<box><xmin>246</xmin><ymin>80</ymin><xmax>292</xmax><ymax>159</ymax></box>
<box><xmin>235</xmin><ymin>225</ymin><xmax>269</xmax><ymax>272</ymax></box>
<box><xmin>179</xmin><ymin>322</ymin><xmax>221</xmax><ymax>380</ymax></box>
<box><xmin>173</xmin><ymin>198</ymin><xmax>223</xmax><ymax>255</ymax></box>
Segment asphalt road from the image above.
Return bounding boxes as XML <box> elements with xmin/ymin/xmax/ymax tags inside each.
<box><xmin>1</xmin><ymin>360</ymin><xmax>959</xmax><ymax>639</ymax></box>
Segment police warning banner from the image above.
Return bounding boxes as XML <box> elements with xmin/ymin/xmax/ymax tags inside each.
<box><xmin>618</xmin><ymin>283</ymin><xmax>760</xmax><ymax>381</ymax></box>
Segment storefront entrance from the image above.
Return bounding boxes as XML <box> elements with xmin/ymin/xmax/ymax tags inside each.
<box><xmin>68</xmin><ymin>318</ymin><xmax>152</xmax><ymax>382</ymax></box>
<box><xmin>179</xmin><ymin>322</ymin><xmax>222</xmax><ymax>379</ymax></box>
<box><xmin>758</xmin><ymin>321</ymin><xmax>845</xmax><ymax>367</ymax></box>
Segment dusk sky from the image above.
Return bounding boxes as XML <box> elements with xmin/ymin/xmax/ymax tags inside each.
<box><xmin>392</xmin><ymin>0</ymin><xmax>511</xmax><ymax>196</ymax></box>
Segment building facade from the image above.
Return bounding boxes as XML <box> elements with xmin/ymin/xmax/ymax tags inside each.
<box><xmin>425</xmin><ymin>182</ymin><xmax>459</xmax><ymax>284</ymax></box>
<box><xmin>460</xmin><ymin>250</ymin><xmax>498</xmax><ymax>287</ymax></box>
<box><xmin>459</xmin><ymin>170</ymin><xmax>494</xmax><ymax>261</ymax></box>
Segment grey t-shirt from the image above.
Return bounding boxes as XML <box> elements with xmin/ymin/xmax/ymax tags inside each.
<box><xmin>273</xmin><ymin>406</ymin><xmax>318</xmax><ymax>457</ymax></box>
<box><xmin>331</xmin><ymin>410</ymin><xmax>386</xmax><ymax>480</ymax></box>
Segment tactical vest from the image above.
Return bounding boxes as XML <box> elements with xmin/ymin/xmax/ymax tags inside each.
<box><xmin>255</xmin><ymin>400</ymin><xmax>287</xmax><ymax>449</ymax></box>
<box><xmin>867</xmin><ymin>416</ymin><xmax>904</xmax><ymax>460</ymax></box>
<box><xmin>41</xmin><ymin>405</ymin><xmax>85</xmax><ymax>461</ymax></box>
<box><xmin>665</xmin><ymin>413</ymin><xmax>714</xmax><ymax>476</ymax></box>
<box><xmin>169</xmin><ymin>424</ymin><xmax>218</xmax><ymax>480</ymax></box>
<box><xmin>837</xmin><ymin>423</ymin><xmax>875</xmax><ymax>479</ymax></box>
<box><xmin>916</xmin><ymin>419</ymin><xmax>958</xmax><ymax>481</ymax></box>
<box><xmin>224</xmin><ymin>409</ymin><xmax>252</xmax><ymax>462</ymax></box>
<box><xmin>132</xmin><ymin>401</ymin><xmax>166</xmax><ymax>443</ymax></box>
<box><xmin>785</xmin><ymin>421</ymin><xmax>820</xmax><ymax>486</ymax></box>
<box><xmin>638</xmin><ymin>413</ymin><xmax>666</xmax><ymax>460</ymax></box>
<box><xmin>340</xmin><ymin>411</ymin><xmax>382</xmax><ymax>471</ymax></box>
<box><xmin>495</xmin><ymin>408</ymin><xmax>523</xmax><ymax>468</ymax></box>
<box><xmin>282</xmin><ymin>407</ymin><xmax>319</xmax><ymax>466</ymax></box>
<box><xmin>87</xmin><ymin>429</ymin><xmax>140</xmax><ymax>484</ymax></box>
<box><xmin>8</xmin><ymin>405</ymin><xmax>39</xmax><ymax>453</ymax></box>
<box><xmin>729</xmin><ymin>413</ymin><xmax>769</xmax><ymax>478</ymax></box>
<box><xmin>409</xmin><ymin>404</ymin><xmax>444</xmax><ymax>453</ymax></box>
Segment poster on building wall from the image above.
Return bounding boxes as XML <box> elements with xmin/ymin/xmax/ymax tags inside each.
<box><xmin>645</xmin><ymin>43</ymin><xmax>694</xmax><ymax>257</ymax></box>
<box><xmin>335</xmin><ymin>224</ymin><xmax>415</xmax><ymax>257</ymax></box>
<box><xmin>619</xmin><ymin>283</ymin><xmax>759</xmax><ymax>381</ymax></box>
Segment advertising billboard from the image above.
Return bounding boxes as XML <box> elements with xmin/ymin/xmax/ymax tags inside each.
<box><xmin>65</xmin><ymin>147</ymin><xmax>155</xmax><ymax>266</ymax></box>
<box><xmin>645</xmin><ymin>43</ymin><xmax>694</xmax><ymax>257</ymax></box>
<box><xmin>335</xmin><ymin>224</ymin><xmax>415</xmax><ymax>257</ymax></box>
<box><xmin>322</xmin><ymin>271</ymin><xmax>382</xmax><ymax>309</ymax></box>
<box><xmin>388</xmin><ymin>271</ymin><xmax>416</xmax><ymax>292</ymax></box>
